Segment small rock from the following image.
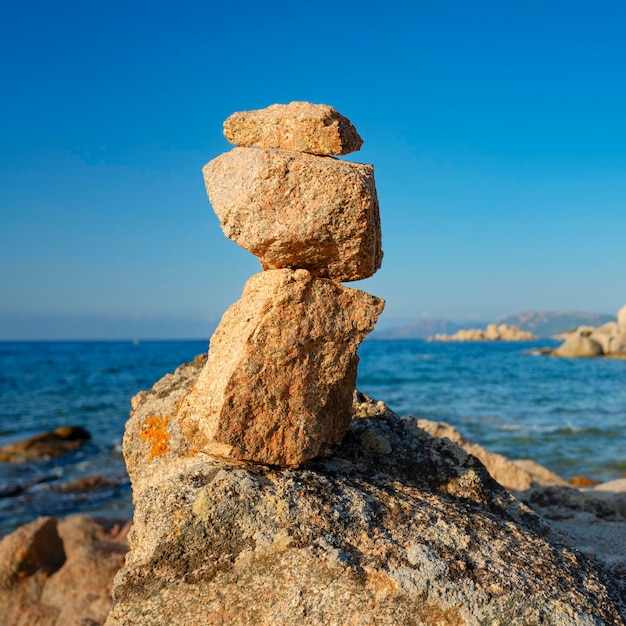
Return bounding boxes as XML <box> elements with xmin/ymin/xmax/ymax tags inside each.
<box><xmin>570</xmin><ymin>475</ymin><xmax>601</xmax><ymax>487</ymax></box>
<box><xmin>429</xmin><ymin>323</ymin><xmax>536</xmax><ymax>342</ymax></box>
<box><xmin>177</xmin><ymin>269</ymin><xmax>384</xmax><ymax>467</ymax></box>
<box><xmin>511</xmin><ymin>459</ymin><xmax>570</xmax><ymax>487</ymax></box>
<box><xmin>0</xmin><ymin>483</ymin><xmax>24</xmax><ymax>497</ymax></box>
<box><xmin>223</xmin><ymin>101</ymin><xmax>363</xmax><ymax>155</ymax></box>
<box><xmin>50</xmin><ymin>475</ymin><xmax>123</xmax><ymax>493</ymax></box>
<box><xmin>203</xmin><ymin>147</ymin><xmax>382</xmax><ymax>282</ymax></box>
<box><xmin>0</xmin><ymin>426</ymin><xmax>91</xmax><ymax>462</ymax></box>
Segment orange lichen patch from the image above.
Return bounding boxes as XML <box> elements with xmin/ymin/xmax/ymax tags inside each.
<box><xmin>570</xmin><ymin>475</ymin><xmax>600</xmax><ymax>487</ymax></box>
<box><xmin>140</xmin><ymin>416</ymin><xmax>171</xmax><ymax>460</ymax></box>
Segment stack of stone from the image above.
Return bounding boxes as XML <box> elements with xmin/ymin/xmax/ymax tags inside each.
<box><xmin>178</xmin><ymin>102</ymin><xmax>384</xmax><ymax>467</ymax></box>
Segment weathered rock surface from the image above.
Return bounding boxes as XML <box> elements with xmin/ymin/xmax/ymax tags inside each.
<box><xmin>173</xmin><ymin>269</ymin><xmax>384</xmax><ymax>467</ymax></box>
<box><xmin>203</xmin><ymin>147</ymin><xmax>382</xmax><ymax>281</ymax></box>
<box><xmin>0</xmin><ymin>514</ymin><xmax>130</xmax><ymax>626</ymax></box>
<box><xmin>0</xmin><ymin>425</ymin><xmax>91</xmax><ymax>462</ymax></box>
<box><xmin>429</xmin><ymin>323</ymin><xmax>536</xmax><ymax>342</ymax></box>
<box><xmin>223</xmin><ymin>101</ymin><xmax>363</xmax><ymax>155</ymax></box>
<box><xmin>107</xmin><ymin>358</ymin><xmax>625</xmax><ymax>625</ymax></box>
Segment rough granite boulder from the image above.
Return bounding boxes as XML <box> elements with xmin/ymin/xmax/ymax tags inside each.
<box><xmin>0</xmin><ymin>425</ymin><xmax>91</xmax><ymax>462</ymax></box>
<box><xmin>223</xmin><ymin>101</ymin><xmax>363</xmax><ymax>155</ymax></box>
<box><xmin>0</xmin><ymin>514</ymin><xmax>130</xmax><ymax>625</ymax></box>
<box><xmin>175</xmin><ymin>269</ymin><xmax>383</xmax><ymax>467</ymax></box>
<box><xmin>106</xmin><ymin>358</ymin><xmax>625</xmax><ymax>625</ymax></box>
<box><xmin>203</xmin><ymin>147</ymin><xmax>382</xmax><ymax>281</ymax></box>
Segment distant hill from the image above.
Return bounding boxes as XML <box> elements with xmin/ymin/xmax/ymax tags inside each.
<box><xmin>495</xmin><ymin>311</ymin><xmax>615</xmax><ymax>337</ymax></box>
<box><xmin>371</xmin><ymin>311</ymin><xmax>616</xmax><ymax>340</ymax></box>
<box><xmin>372</xmin><ymin>319</ymin><xmax>462</xmax><ymax>340</ymax></box>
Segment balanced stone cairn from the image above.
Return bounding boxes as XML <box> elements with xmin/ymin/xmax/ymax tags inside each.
<box><xmin>178</xmin><ymin>102</ymin><xmax>385</xmax><ymax>467</ymax></box>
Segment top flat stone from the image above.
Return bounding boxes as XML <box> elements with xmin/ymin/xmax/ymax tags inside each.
<box><xmin>223</xmin><ymin>101</ymin><xmax>363</xmax><ymax>155</ymax></box>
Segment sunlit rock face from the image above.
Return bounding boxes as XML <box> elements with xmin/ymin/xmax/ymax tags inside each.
<box><xmin>177</xmin><ymin>269</ymin><xmax>384</xmax><ymax>467</ymax></box>
<box><xmin>222</xmin><ymin>101</ymin><xmax>364</xmax><ymax>156</ymax></box>
<box><xmin>203</xmin><ymin>148</ymin><xmax>382</xmax><ymax>282</ymax></box>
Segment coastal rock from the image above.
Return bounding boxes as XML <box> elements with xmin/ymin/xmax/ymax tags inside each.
<box><xmin>553</xmin><ymin>334</ymin><xmax>604</xmax><ymax>358</ymax></box>
<box><xmin>511</xmin><ymin>459</ymin><xmax>571</xmax><ymax>487</ymax></box>
<box><xmin>175</xmin><ymin>269</ymin><xmax>384</xmax><ymax>467</ymax></box>
<box><xmin>551</xmin><ymin>304</ymin><xmax>626</xmax><ymax>357</ymax></box>
<box><xmin>416</xmin><ymin>418</ymin><xmax>568</xmax><ymax>491</ymax></box>
<box><xmin>106</xmin><ymin>359</ymin><xmax>625</xmax><ymax>625</ymax></box>
<box><xmin>0</xmin><ymin>425</ymin><xmax>91</xmax><ymax>462</ymax></box>
<box><xmin>522</xmin><ymin>481</ymin><xmax>626</xmax><ymax>595</ymax></box>
<box><xmin>203</xmin><ymin>147</ymin><xmax>382</xmax><ymax>282</ymax></box>
<box><xmin>595</xmin><ymin>321</ymin><xmax>619</xmax><ymax>335</ymax></box>
<box><xmin>609</xmin><ymin>334</ymin><xmax>626</xmax><ymax>355</ymax></box>
<box><xmin>429</xmin><ymin>323</ymin><xmax>536</xmax><ymax>342</ymax></box>
<box><xmin>223</xmin><ymin>101</ymin><xmax>363</xmax><ymax>155</ymax></box>
<box><xmin>50</xmin><ymin>475</ymin><xmax>124</xmax><ymax>493</ymax></box>
<box><xmin>0</xmin><ymin>514</ymin><xmax>129</xmax><ymax>626</ymax></box>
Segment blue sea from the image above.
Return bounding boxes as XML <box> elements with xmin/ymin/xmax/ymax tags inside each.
<box><xmin>1</xmin><ymin>339</ymin><xmax>625</xmax><ymax>537</ymax></box>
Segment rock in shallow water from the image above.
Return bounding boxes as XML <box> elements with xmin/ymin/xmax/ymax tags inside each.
<box><xmin>107</xmin><ymin>358</ymin><xmax>626</xmax><ymax>625</ymax></box>
<box><xmin>0</xmin><ymin>425</ymin><xmax>91</xmax><ymax>462</ymax></box>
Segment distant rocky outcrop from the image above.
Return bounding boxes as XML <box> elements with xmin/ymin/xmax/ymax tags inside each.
<box><xmin>552</xmin><ymin>304</ymin><xmax>626</xmax><ymax>358</ymax></box>
<box><xmin>104</xmin><ymin>356</ymin><xmax>625</xmax><ymax>625</ymax></box>
<box><xmin>497</xmin><ymin>310</ymin><xmax>616</xmax><ymax>337</ymax></box>
<box><xmin>429</xmin><ymin>323</ymin><xmax>536</xmax><ymax>342</ymax></box>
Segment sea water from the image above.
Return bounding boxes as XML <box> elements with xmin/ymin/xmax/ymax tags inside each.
<box><xmin>1</xmin><ymin>339</ymin><xmax>624</xmax><ymax>536</ymax></box>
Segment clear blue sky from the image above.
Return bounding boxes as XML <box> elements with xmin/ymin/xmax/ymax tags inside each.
<box><xmin>1</xmin><ymin>0</ymin><xmax>624</xmax><ymax>339</ymax></box>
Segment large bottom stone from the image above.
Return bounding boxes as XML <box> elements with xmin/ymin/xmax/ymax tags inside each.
<box><xmin>107</xmin><ymin>358</ymin><xmax>625</xmax><ymax>625</ymax></box>
<box><xmin>177</xmin><ymin>269</ymin><xmax>384</xmax><ymax>467</ymax></box>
